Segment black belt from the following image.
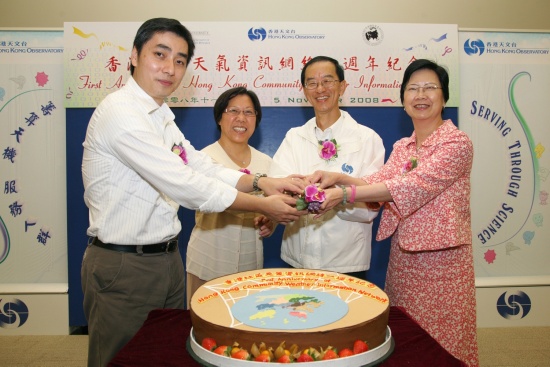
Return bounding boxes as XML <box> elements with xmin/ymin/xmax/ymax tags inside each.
<box><xmin>91</xmin><ymin>237</ymin><xmax>178</xmax><ymax>254</ymax></box>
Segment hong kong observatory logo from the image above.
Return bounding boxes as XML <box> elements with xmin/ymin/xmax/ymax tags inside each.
<box><xmin>463</xmin><ymin>38</ymin><xmax>485</xmax><ymax>56</ymax></box>
<box><xmin>496</xmin><ymin>291</ymin><xmax>531</xmax><ymax>320</ymax></box>
<box><xmin>0</xmin><ymin>298</ymin><xmax>30</xmax><ymax>329</ymax></box>
<box><xmin>248</xmin><ymin>27</ymin><xmax>267</xmax><ymax>41</ymax></box>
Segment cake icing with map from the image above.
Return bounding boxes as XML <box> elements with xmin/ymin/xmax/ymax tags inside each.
<box><xmin>189</xmin><ymin>268</ymin><xmax>390</xmax><ymax>353</ymax></box>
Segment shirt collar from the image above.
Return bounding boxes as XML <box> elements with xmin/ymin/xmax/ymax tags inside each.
<box><xmin>126</xmin><ymin>76</ymin><xmax>175</xmax><ymax>126</ymax></box>
<box><xmin>406</xmin><ymin>119</ymin><xmax>451</xmax><ymax>148</ymax></box>
<box><xmin>314</xmin><ymin>110</ymin><xmax>345</xmax><ymax>141</ymax></box>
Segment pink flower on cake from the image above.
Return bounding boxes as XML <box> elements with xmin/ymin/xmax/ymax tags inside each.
<box><xmin>318</xmin><ymin>139</ymin><xmax>339</xmax><ymax>162</ymax></box>
<box><xmin>172</xmin><ymin>143</ymin><xmax>188</xmax><ymax>165</ymax></box>
<box><xmin>402</xmin><ymin>156</ymin><xmax>417</xmax><ymax>175</ymax></box>
<box><xmin>239</xmin><ymin>168</ymin><xmax>251</xmax><ymax>174</ymax></box>
<box><xmin>296</xmin><ymin>184</ymin><xmax>326</xmax><ymax>213</ymax></box>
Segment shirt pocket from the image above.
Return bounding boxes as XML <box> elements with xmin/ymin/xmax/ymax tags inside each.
<box><xmin>338</xmin><ymin>140</ymin><xmax>362</xmax><ymax>156</ymax></box>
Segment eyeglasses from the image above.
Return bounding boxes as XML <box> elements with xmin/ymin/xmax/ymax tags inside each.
<box><xmin>224</xmin><ymin>107</ymin><xmax>257</xmax><ymax>117</ymax></box>
<box><xmin>405</xmin><ymin>84</ymin><xmax>441</xmax><ymax>94</ymax></box>
<box><xmin>304</xmin><ymin>79</ymin><xmax>340</xmax><ymax>90</ymax></box>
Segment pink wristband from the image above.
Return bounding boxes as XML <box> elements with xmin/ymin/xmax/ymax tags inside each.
<box><xmin>349</xmin><ymin>184</ymin><xmax>356</xmax><ymax>204</ymax></box>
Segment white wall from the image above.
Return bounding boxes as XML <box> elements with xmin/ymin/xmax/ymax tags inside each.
<box><xmin>1</xmin><ymin>0</ymin><xmax>549</xmax><ymax>30</ymax></box>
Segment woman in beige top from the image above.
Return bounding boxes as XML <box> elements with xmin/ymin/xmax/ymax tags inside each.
<box><xmin>186</xmin><ymin>87</ymin><xmax>274</xmax><ymax>306</ymax></box>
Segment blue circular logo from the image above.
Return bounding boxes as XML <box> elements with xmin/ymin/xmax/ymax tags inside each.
<box><xmin>464</xmin><ymin>38</ymin><xmax>485</xmax><ymax>56</ymax></box>
<box><xmin>248</xmin><ymin>27</ymin><xmax>267</xmax><ymax>41</ymax></box>
<box><xmin>0</xmin><ymin>298</ymin><xmax>30</xmax><ymax>328</ymax></box>
<box><xmin>496</xmin><ymin>291</ymin><xmax>531</xmax><ymax>319</ymax></box>
<box><xmin>341</xmin><ymin>163</ymin><xmax>354</xmax><ymax>174</ymax></box>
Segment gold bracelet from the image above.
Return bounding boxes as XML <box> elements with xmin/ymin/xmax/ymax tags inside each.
<box><xmin>340</xmin><ymin>185</ymin><xmax>347</xmax><ymax>205</ymax></box>
<box><xmin>253</xmin><ymin>173</ymin><xmax>267</xmax><ymax>191</ymax></box>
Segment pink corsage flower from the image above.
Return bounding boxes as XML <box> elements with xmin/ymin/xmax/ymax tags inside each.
<box><xmin>172</xmin><ymin>143</ymin><xmax>188</xmax><ymax>165</ymax></box>
<box><xmin>239</xmin><ymin>168</ymin><xmax>251</xmax><ymax>174</ymax></box>
<box><xmin>402</xmin><ymin>156</ymin><xmax>418</xmax><ymax>175</ymax></box>
<box><xmin>318</xmin><ymin>139</ymin><xmax>339</xmax><ymax>162</ymax></box>
<box><xmin>296</xmin><ymin>184</ymin><xmax>326</xmax><ymax>213</ymax></box>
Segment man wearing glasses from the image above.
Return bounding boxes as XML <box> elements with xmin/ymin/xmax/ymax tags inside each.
<box><xmin>269</xmin><ymin>56</ymin><xmax>385</xmax><ymax>279</ymax></box>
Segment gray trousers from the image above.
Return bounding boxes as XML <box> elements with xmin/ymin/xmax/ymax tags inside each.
<box><xmin>81</xmin><ymin>243</ymin><xmax>185</xmax><ymax>367</ymax></box>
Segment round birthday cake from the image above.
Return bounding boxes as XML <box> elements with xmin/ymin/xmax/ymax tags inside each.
<box><xmin>189</xmin><ymin>268</ymin><xmax>390</xmax><ymax>362</ymax></box>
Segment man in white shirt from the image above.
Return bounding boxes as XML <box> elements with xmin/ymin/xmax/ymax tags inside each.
<box><xmin>270</xmin><ymin>56</ymin><xmax>385</xmax><ymax>279</ymax></box>
<box><xmin>81</xmin><ymin>18</ymin><xmax>305</xmax><ymax>367</ymax></box>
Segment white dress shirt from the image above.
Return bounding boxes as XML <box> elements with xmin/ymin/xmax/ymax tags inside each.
<box><xmin>82</xmin><ymin>77</ymin><xmax>242</xmax><ymax>245</ymax></box>
<box><xmin>269</xmin><ymin>111</ymin><xmax>385</xmax><ymax>272</ymax></box>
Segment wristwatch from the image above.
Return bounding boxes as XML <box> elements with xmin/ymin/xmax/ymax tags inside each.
<box><xmin>253</xmin><ymin>173</ymin><xmax>267</xmax><ymax>191</ymax></box>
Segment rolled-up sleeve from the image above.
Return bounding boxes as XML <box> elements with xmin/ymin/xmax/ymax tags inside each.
<box><xmin>108</xmin><ymin>112</ymin><xmax>243</xmax><ymax>214</ymax></box>
<box><xmin>384</xmin><ymin>134</ymin><xmax>473</xmax><ymax>218</ymax></box>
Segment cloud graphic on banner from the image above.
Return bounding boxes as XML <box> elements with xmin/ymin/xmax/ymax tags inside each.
<box><xmin>532</xmin><ymin>213</ymin><xmax>543</xmax><ymax>227</ymax></box>
<box><xmin>9</xmin><ymin>75</ymin><xmax>25</xmax><ymax>89</ymax></box>
<box><xmin>522</xmin><ymin>230</ymin><xmax>535</xmax><ymax>245</ymax></box>
<box><xmin>505</xmin><ymin>242</ymin><xmax>520</xmax><ymax>255</ymax></box>
<box><xmin>463</xmin><ymin>39</ymin><xmax>485</xmax><ymax>56</ymax></box>
<box><xmin>534</xmin><ymin>143</ymin><xmax>545</xmax><ymax>159</ymax></box>
<box><xmin>496</xmin><ymin>291</ymin><xmax>531</xmax><ymax>320</ymax></box>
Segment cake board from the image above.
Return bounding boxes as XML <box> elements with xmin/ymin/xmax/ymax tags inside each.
<box><xmin>187</xmin><ymin>326</ymin><xmax>394</xmax><ymax>367</ymax></box>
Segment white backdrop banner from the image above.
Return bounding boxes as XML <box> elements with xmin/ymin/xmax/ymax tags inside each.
<box><xmin>459</xmin><ymin>32</ymin><xmax>550</xmax><ymax>283</ymax></box>
<box><xmin>0</xmin><ymin>31</ymin><xmax>67</xmax><ymax>286</ymax></box>
<box><xmin>63</xmin><ymin>22</ymin><xmax>459</xmax><ymax>108</ymax></box>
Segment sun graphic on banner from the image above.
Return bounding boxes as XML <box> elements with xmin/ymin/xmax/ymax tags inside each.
<box><xmin>484</xmin><ymin>249</ymin><xmax>496</xmax><ymax>264</ymax></box>
<box><xmin>35</xmin><ymin>71</ymin><xmax>49</xmax><ymax>87</ymax></box>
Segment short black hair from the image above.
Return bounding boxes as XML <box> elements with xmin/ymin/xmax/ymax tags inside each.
<box><xmin>400</xmin><ymin>59</ymin><xmax>449</xmax><ymax>105</ymax></box>
<box><xmin>130</xmin><ymin>18</ymin><xmax>195</xmax><ymax>75</ymax></box>
<box><xmin>301</xmin><ymin>56</ymin><xmax>345</xmax><ymax>86</ymax></box>
<box><xmin>213</xmin><ymin>87</ymin><xmax>262</xmax><ymax>131</ymax></box>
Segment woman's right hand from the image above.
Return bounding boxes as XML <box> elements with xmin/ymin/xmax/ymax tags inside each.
<box><xmin>307</xmin><ymin>170</ymin><xmax>342</xmax><ymax>189</ymax></box>
<box><xmin>313</xmin><ymin>187</ymin><xmax>344</xmax><ymax>217</ymax></box>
